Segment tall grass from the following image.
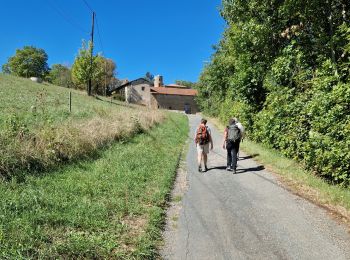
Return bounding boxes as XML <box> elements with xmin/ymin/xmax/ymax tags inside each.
<box><xmin>0</xmin><ymin>112</ymin><xmax>189</xmax><ymax>259</ymax></box>
<box><xmin>0</xmin><ymin>74</ymin><xmax>164</xmax><ymax>178</ymax></box>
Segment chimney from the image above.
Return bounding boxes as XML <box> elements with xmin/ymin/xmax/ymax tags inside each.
<box><xmin>154</xmin><ymin>75</ymin><xmax>164</xmax><ymax>87</ymax></box>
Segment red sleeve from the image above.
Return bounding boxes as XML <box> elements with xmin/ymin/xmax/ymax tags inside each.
<box><xmin>224</xmin><ymin>127</ymin><xmax>228</xmax><ymax>140</ymax></box>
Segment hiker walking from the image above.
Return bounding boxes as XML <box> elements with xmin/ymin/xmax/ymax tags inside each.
<box><xmin>195</xmin><ymin>118</ymin><xmax>213</xmax><ymax>172</ymax></box>
<box><xmin>223</xmin><ymin>118</ymin><xmax>244</xmax><ymax>173</ymax></box>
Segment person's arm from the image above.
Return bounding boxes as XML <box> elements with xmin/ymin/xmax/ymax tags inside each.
<box><xmin>194</xmin><ymin>127</ymin><xmax>198</xmax><ymax>143</ymax></box>
<box><xmin>240</xmin><ymin>124</ymin><xmax>245</xmax><ymax>139</ymax></box>
<box><xmin>223</xmin><ymin>128</ymin><xmax>227</xmax><ymax>149</ymax></box>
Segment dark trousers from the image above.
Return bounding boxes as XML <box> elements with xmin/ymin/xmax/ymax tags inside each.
<box><xmin>227</xmin><ymin>140</ymin><xmax>240</xmax><ymax>169</ymax></box>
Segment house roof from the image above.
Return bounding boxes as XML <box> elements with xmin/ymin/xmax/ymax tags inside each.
<box><xmin>150</xmin><ymin>87</ymin><xmax>198</xmax><ymax>96</ymax></box>
<box><xmin>108</xmin><ymin>77</ymin><xmax>153</xmax><ymax>94</ymax></box>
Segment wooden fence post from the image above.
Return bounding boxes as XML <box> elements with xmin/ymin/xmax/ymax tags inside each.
<box><xmin>69</xmin><ymin>91</ymin><xmax>72</xmax><ymax>113</ymax></box>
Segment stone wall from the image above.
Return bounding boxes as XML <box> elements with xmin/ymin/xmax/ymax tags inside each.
<box><xmin>151</xmin><ymin>94</ymin><xmax>199</xmax><ymax>114</ymax></box>
<box><xmin>126</xmin><ymin>84</ymin><xmax>151</xmax><ymax>105</ymax></box>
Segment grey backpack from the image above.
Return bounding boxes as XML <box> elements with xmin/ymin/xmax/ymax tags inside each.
<box><xmin>227</xmin><ymin>124</ymin><xmax>241</xmax><ymax>142</ymax></box>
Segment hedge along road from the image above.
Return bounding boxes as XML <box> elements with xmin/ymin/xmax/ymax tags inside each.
<box><xmin>162</xmin><ymin>114</ymin><xmax>350</xmax><ymax>260</ymax></box>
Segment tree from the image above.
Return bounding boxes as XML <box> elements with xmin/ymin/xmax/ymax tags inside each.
<box><xmin>2</xmin><ymin>46</ymin><xmax>49</xmax><ymax>78</ymax></box>
<box><xmin>94</xmin><ymin>57</ymin><xmax>117</xmax><ymax>95</ymax></box>
<box><xmin>175</xmin><ymin>80</ymin><xmax>197</xmax><ymax>89</ymax></box>
<box><xmin>48</xmin><ymin>64</ymin><xmax>73</xmax><ymax>88</ymax></box>
<box><xmin>145</xmin><ymin>72</ymin><xmax>154</xmax><ymax>81</ymax></box>
<box><xmin>196</xmin><ymin>0</ymin><xmax>350</xmax><ymax>184</ymax></box>
<box><xmin>71</xmin><ymin>41</ymin><xmax>117</xmax><ymax>95</ymax></box>
<box><xmin>71</xmin><ymin>40</ymin><xmax>103</xmax><ymax>94</ymax></box>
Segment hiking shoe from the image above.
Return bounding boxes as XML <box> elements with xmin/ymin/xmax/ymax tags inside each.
<box><xmin>226</xmin><ymin>166</ymin><xmax>231</xmax><ymax>171</ymax></box>
<box><xmin>233</xmin><ymin>167</ymin><xmax>237</xmax><ymax>174</ymax></box>
<box><xmin>198</xmin><ymin>166</ymin><xmax>202</xmax><ymax>172</ymax></box>
<box><xmin>204</xmin><ymin>166</ymin><xmax>209</xmax><ymax>172</ymax></box>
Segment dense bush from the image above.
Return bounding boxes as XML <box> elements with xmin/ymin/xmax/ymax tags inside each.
<box><xmin>196</xmin><ymin>0</ymin><xmax>350</xmax><ymax>185</ymax></box>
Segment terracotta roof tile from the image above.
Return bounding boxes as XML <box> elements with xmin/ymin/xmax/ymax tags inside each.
<box><xmin>150</xmin><ymin>87</ymin><xmax>198</xmax><ymax>96</ymax></box>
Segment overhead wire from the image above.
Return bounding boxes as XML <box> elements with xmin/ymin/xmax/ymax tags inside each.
<box><xmin>46</xmin><ymin>0</ymin><xmax>89</xmax><ymax>34</ymax></box>
<box><xmin>82</xmin><ymin>0</ymin><xmax>94</xmax><ymax>13</ymax></box>
<box><xmin>95</xmin><ymin>15</ymin><xmax>105</xmax><ymax>54</ymax></box>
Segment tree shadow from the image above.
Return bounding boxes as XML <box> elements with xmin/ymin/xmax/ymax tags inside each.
<box><xmin>238</xmin><ymin>153</ymin><xmax>259</xmax><ymax>161</ymax></box>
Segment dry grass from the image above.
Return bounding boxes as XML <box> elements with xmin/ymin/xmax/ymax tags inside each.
<box><xmin>0</xmin><ymin>108</ymin><xmax>164</xmax><ymax>179</ymax></box>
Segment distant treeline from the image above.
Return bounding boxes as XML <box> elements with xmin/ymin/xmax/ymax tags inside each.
<box><xmin>2</xmin><ymin>41</ymin><xmax>117</xmax><ymax>96</ymax></box>
<box><xmin>196</xmin><ymin>0</ymin><xmax>350</xmax><ymax>184</ymax></box>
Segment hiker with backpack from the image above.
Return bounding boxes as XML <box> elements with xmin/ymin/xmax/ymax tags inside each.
<box><xmin>223</xmin><ymin>118</ymin><xmax>244</xmax><ymax>173</ymax></box>
<box><xmin>194</xmin><ymin>118</ymin><xmax>213</xmax><ymax>172</ymax></box>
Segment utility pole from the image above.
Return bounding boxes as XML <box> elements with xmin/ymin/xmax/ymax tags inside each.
<box><xmin>88</xmin><ymin>11</ymin><xmax>95</xmax><ymax>96</ymax></box>
<box><xmin>104</xmin><ymin>60</ymin><xmax>107</xmax><ymax>96</ymax></box>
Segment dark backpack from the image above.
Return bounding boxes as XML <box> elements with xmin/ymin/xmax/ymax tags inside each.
<box><xmin>196</xmin><ymin>125</ymin><xmax>210</xmax><ymax>145</ymax></box>
<box><xmin>227</xmin><ymin>124</ymin><xmax>241</xmax><ymax>142</ymax></box>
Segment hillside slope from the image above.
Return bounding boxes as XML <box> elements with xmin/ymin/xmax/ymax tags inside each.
<box><xmin>0</xmin><ymin>74</ymin><xmax>164</xmax><ymax>178</ymax></box>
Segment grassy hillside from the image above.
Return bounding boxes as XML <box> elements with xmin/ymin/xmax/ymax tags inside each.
<box><xmin>0</xmin><ymin>74</ymin><xmax>190</xmax><ymax>258</ymax></box>
<box><xmin>1</xmin><ymin>73</ymin><xmax>115</xmax><ymax>128</ymax></box>
<box><xmin>0</xmin><ymin>74</ymin><xmax>164</xmax><ymax>178</ymax></box>
<box><xmin>0</xmin><ymin>110</ymin><xmax>189</xmax><ymax>259</ymax></box>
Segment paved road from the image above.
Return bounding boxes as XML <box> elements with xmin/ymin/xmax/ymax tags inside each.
<box><xmin>162</xmin><ymin>114</ymin><xmax>350</xmax><ymax>260</ymax></box>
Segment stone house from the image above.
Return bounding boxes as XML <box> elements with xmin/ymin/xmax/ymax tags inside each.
<box><xmin>108</xmin><ymin>78</ymin><xmax>153</xmax><ymax>105</ymax></box>
<box><xmin>107</xmin><ymin>75</ymin><xmax>199</xmax><ymax>114</ymax></box>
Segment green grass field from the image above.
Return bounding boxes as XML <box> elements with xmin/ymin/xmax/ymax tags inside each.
<box><xmin>0</xmin><ymin>74</ymin><xmax>190</xmax><ymax>258</ymax></box>
<box><xmin>0</xmin><ymin>113</ymin><xmax>189</xmax><ymax>258</ymax></box>
<box><xmin>0</xmin><ymin>73</ymin><xmax>123</xmax><ymax>129</ymax></box>
<box><xmin>0</xmin><ymin>74</ymin><xmax>164</xmax><ymax>179</ymax></box>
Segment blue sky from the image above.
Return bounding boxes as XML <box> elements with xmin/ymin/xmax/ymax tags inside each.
<box><xmin>0</xmin><ymin>0</ymin><xmax>225</xmax><ymax>84</ymax></box>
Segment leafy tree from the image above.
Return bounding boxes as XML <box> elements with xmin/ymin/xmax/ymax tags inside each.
<box><xmin>94</xmin><ymin>57</ymin><xmax>117</xmax><ymax>95</ymax></box>
<box><xmin>2</xmin><ymin>46</ymin><xmax>49</xmax><ymax>78</ymax></box>
<box><xmin>71</xmin><ymin>41</ymin><xmax>117</xmax><ymax>95</ymax></box>
<box><xmin>71</xmin><ymin>41</ymin><xmax>103</xmax><ymax>94</ymax></box>
<box><xmin>197</xmin><ymin>0</ymin><xmax>350</xmax><ymax>184</ymax></box>
<box><xmin>174</xmin><ymin>80</ymin><xmax>197</xmax><ymax>88</ymax></box>
<box><xmin>145</xmin><ymin>72</ymin><xmax>154</xmax><ymax>81</ymax></box>
<box><xmin>48</xmin><ymin>64</ymin><xmax>73</xmax><ymax>88</ymax></box>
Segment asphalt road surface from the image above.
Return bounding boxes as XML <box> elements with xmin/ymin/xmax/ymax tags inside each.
<box><xmin>162</xmin><ymin>114</ymin><xmax>350</xmax><ymax>260</ymax></box>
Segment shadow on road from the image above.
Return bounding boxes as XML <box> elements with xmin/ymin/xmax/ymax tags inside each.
<box><xmin>238</xmin><ymin>153</ymin><xmax>259</xmax><ymax>161</ymax></box>
<box><xmin>208</xmin><ymin>166</ymin><xmax>227</xmax><ymax>170</ymax></box>
<box><xmin>206</xmin><ymin>165</ymin><xmax>265</xmax><ymax>174</ymax></box>
<box><xmin>235</xmin><ymin>165</ymin><xmax>265</xmax><ymax>174</ymax></box>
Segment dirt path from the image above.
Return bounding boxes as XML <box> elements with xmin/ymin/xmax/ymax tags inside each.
<box><xmin>161</xmin><ymin>114</ymin><xmax>350</xmax><ymax>260</ymax></box>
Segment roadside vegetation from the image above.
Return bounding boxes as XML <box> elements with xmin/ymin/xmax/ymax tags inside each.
<box><xmin>209</xmin><ymin>117</ymin><xmax>350</xmax><ymax>225</ymax></box>
<box><xmin>0</xmin><ymin>73</ymin><xmax>164</xmax><ymax>179</ymax></box>
<box><xmin>196</xmin><ymin>1</ymin><xmax>350</xmax><ymax>186</ymax></box>
<box><xmin>0</xmin><ymin>112</ymin><xmax>189</xmax><ymax>258</ymax></box>
<box><xmin>241</xmin><ymin>140</ymin><xmax>350</xmax><ymax>221</ymax></box>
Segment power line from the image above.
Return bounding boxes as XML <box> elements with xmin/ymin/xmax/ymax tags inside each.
<box><xmin>95</xmin><ymin>15</ymin><xmax>104</xmax><ymax>54</ymax></box>
<box><xmin>82</xmin><ymin>0</ymin><xmax>94</xmax><ymax>13</ymax></box>
<box><xmin>46</xmin><ymin>0</ymin><xmax>89</xmax><ymax>34</ymax></box>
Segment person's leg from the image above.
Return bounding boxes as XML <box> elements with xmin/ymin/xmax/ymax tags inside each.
<box><xmin>227</xmin><ymin>147</ymin><xmax>232</xmax><ymax>170</ymax></box>
<box><xmin>203</xmin><ymin>144</ymin><xmax>209</xmax><ymax>171</ymax></box>
<box><xmin>232</xmin><ymin>141</ymin><xmax>239</xmax><ymax>173</ymax></box>
<box><xmin>203</xmin><ymin>153</ymin><xmax>208</xmax><ymax>171</ymax></box>
<box><xmin>237</xmin><ymin>140</ymin><xmax>241</xmax><ymax>160</ymax></box>
<box><xmin>197</xmin><ymin>145</ymin><xmax>202</xmax><ymax>171</ymax></box>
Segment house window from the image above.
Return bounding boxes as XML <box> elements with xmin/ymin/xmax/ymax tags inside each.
<box><xmin>141</xmin><ymin>87</ymin><xmax>145</xmax><ymax>91</ymax></box>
